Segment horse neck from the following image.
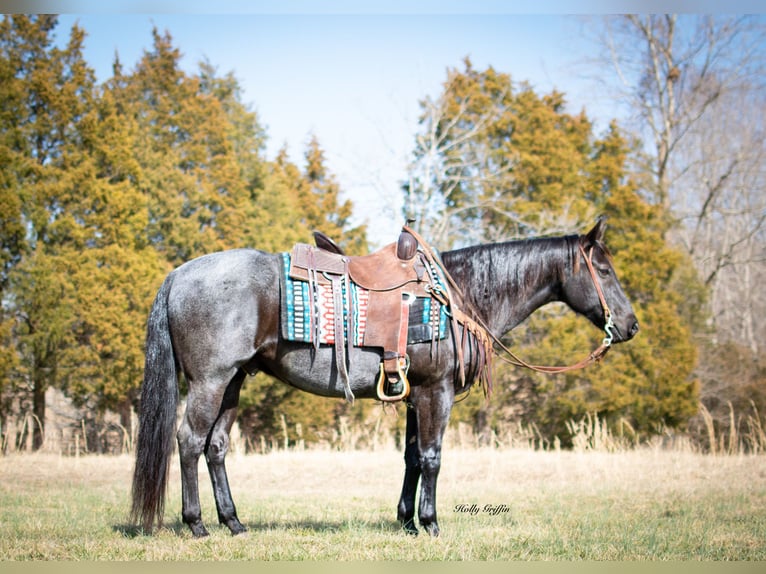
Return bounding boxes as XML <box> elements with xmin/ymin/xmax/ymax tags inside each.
<box><xmin>441</xmin><ymin>235</ymin><xmax>576</xmax><ymax>337</ymax></box>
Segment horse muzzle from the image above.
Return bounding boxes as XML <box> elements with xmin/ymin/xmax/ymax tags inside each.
<box><xmin>614</xmin><ymin>316</ymin><xmax>639</xmax><ymax>343</ymax></box>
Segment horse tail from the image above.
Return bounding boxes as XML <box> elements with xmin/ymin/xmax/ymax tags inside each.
<box><xmin>130</xmin><ymin>272</ymin><xmax>178</xmax><ymax>533</ymax></box>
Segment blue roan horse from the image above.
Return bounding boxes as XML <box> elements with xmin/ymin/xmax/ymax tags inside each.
<box><xmin>130</xmin><ymin>218</ymin><xmax>638</xmax><ymax>537</ymax></box>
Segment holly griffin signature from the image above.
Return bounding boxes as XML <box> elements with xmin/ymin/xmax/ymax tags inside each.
<box><xmin>453</xmin><ymin>503</ymin><xmax>510</xmax><ymax>516</ymax></box>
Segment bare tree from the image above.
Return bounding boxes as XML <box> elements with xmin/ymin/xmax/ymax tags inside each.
<box><xmin>597</xmin><ymin>15</ymin><xmax>766</xmax><ymax>350</ymax></box>
<box><xmin>675</xmin><ymin>85</ymin><xmax>766</xmax><ymax>353</ymax></box>
<box><xmin>592</xmin><ymin>15</ymin><xmax>766</xmax><ymax>442</ymax></box>
<box><xmin>403</xmin><ymin>73</ymin><xmax>515</xmax><ymax>249</ymax></box>
<box><xmin>600</xmin><ymin>16</ymin><xmax>766</xmax><ymax>207</ymax></box>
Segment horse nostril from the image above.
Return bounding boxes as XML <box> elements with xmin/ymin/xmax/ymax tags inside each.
<box><xmin>629</xmin><ymin>321</ymin><xmax>639</xmax><ymax>338</ymax></box>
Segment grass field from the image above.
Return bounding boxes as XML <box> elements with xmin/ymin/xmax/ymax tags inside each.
<box><xmin>0</xmin><ymin>447</ymin><xmax>765</xmax><ymax>560</ymax></box>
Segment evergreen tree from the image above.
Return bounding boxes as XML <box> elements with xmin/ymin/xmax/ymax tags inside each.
<box><xmin>55</xmin><ymin>80</ymin><xmax>166</xmax><ymax>426</ymax></box>
<box><xmin>197</xmin><ymin>59</ymin><xmax>267</xmax><ymax>201</ymax></box>
<box><xmin>238</xmin><ymin>140</ymin><xmax>369</xmax><ymax>447</ymax></box>
<box><xmin>0</xmin><ymin>17</ymin><xmax>28</xmax><ymax>425</ymax></box>
<box><xmin>1</xmin><ymin>15</ymin><xmax>95</xmax><ymax>448</ymax></box>
<box><xmin>248</xmin><ymin>147</ymin><xmax>311</xmax><ymax>251</ymax></box>
<box><xmin>516</xmin><ymin>126</ymin><xmax>699</xmax><ymax>440</ymax></box>
<box><xmin>116</xmin><ymin>28</ymin><xmax>254</xmax><ymax>264</ymax></box>
<box><xmin>406</xmin><ymin>62</ymin><xmax>700</xmax><ymax>443</ymax></box>
<box><xmin>0</xmin><ymin>20</ymin><xmax>372</xmax><ymax>450</ymax></box>
<box><xmin>300</xmin><ymin>135</ymin><xmax>367</xmax><ymax>255</ymax></box>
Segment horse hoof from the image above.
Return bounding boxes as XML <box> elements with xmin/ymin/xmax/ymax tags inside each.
<box><xmin>401</xmin><ymin>519</ymin><xmax>419</xmax><ymax>536</ymax></box>
<box><xmin>188</xmin><ymin>521</ymin><xmax>210</xmax><ymax>538</ymax></box>
<box><xmin>423</xmin><ymin>522</ymin><xmax>440</xmax><ymax>537</ymax></box>
<box><xmin>229</xmin><ymin>522</ymin><xmax>248</xmax><ymax>536</ymax></box>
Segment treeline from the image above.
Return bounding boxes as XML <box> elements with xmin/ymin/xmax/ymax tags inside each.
<box><xmin>402</xmin><ymin>15</ymin><xmax>766</xmax><ymax>450</ymax></box>
<box><xmin>1</xmin><ymin>15</ymin><xmax>763</xmax><ymax>453</ymax></box>
<box><xmin>403</xmin><ymin>60</ymin><xmax>701</xmax><ymax>445</ymax></box>
<box><xmin>0</xmin><ymin>15</ymin><xmax>366</xmax><ymax>451</ymax></box>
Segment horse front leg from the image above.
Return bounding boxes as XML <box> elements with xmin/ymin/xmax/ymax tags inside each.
<box><xmin>413</xmin><ymin>381</ymin><xmax>454</xmax><ymax>537</ymax></box>
<box><xmin>397</xmin><ymin>404</ymin><xmax>421</xmax><ymax>535</ymax></box>
<box><xmin>205</xmin><ymin>370</ymin><xmax>247</xmax><ymax>536</ymax></box>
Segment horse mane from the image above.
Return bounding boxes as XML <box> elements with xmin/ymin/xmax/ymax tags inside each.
<box><xmin>441</xmin><ymin>234</ymin><xmax>581</xmax><ymax>318</ymax></box>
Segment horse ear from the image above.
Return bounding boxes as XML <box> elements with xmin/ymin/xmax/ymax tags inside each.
<box><xmin>583</xmin><ymin>216</ymin><xmax>607</xmax><ymax>246</ymax></box>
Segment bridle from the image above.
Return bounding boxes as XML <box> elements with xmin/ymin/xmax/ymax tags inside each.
<box><xmin>579</xmin><ymin>243</ymin><xmax>616</xmax><ymax>348</ymax></box>
<box><xmin>488</xmin><ymin>242</ymin><xmax>615</xmax><ymax>374</ymax></box>
<box><xmin>405</xmin><ymin>226</ymin><xmax>617</xmax><ymax>381</ymax></box>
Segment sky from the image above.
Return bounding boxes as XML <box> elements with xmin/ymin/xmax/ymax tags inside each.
<box><xmin>45</xmin><ymin>3</ymin><xmax>760</xmax><ymax>246</ymax></box>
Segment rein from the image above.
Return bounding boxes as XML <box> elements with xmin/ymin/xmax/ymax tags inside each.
<box><xmin>489</xmin><ymin>243</ymin><xmax>614</xmax><ymax>374</ymax></box>
<box><xmin>403</xmin><ymin>226</ymin><xmax>615</xmax><ymax>384</ymax></box>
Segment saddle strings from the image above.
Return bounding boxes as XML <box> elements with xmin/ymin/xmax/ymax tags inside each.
<box><xmin>403</xmin><ymin>226</ymin><xmax>494</xmax><ymax>393</ymax></box>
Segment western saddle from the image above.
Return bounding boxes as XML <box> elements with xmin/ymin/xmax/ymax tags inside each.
<box><xmin>288</xmin><ymin>226</ymin><xmax>491</xmax><ymax>403</ymax></box>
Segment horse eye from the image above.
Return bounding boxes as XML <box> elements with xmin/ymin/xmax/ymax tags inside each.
<box><xmin>598</xmin><ymin>267</ymin><xmax>610</xmax><ymax>277</ymax></box>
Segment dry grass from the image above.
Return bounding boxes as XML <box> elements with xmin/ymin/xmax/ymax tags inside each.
<box><xmin>698</xmin><ymin>401</ymin><xmax>766</xmax><ymax>455</ymax></box>
<box><xmin>1</xmin><ymin>447</ymin><xmax>765</xmax><ymax>560</ymax></box>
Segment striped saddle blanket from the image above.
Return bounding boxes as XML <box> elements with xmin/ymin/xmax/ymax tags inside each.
<box><xmin>279</xmin><ymin>252</ymin><xmax>447</xmax><ymax>347</ymax></box>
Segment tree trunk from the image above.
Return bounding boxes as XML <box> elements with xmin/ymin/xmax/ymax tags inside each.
<box><xmin>32</xmin><ymin>378</ymin><xmax>46</xmax><ymax>451</ymax></box>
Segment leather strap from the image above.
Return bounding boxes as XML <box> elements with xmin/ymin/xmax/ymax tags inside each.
<box><xmin>307</xmin><ymin>247</ymin><xmax>320</xmax><ymax>353</ymax></box>
<box><xmin>331</xmin><ymin>274</ymin><xmax>354</xmax><ymax>403</ymax></box>
<box><xmin>381</xmin><ymin>292</ymin><xmax>412</xmax><ymax>379</ymax></box>
<box><xmin>397</xmin><ymin>294</ymin><xmax>411</xmax><ymax>361</ymax></box>
<box><xmin>344</xmin><ymin>257</ymin><xmax>354</xmax><ymax>375</ymax></box>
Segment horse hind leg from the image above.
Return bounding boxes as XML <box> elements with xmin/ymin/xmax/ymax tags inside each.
<box><xmin>176</xmin><ymin>370</ymin><xmax>236</xmax><ymax>538</ymax></box>
<box><xmin>205</xmin><ymin>369</ymin><xmax>247</xmax><ymax>535</ymax></box>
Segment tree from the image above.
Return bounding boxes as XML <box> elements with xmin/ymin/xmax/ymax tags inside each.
<box><xmin>673</xmin><ymin>87</ymin><xmax>766</xmax><ymax>354</ymax></box>
<box><xmin>113</xmin><ymin>29</ymin><xmax>255</xmax><ymax>265</ymax></box>
<box><xmin>53</xmin><ymin>81</ymin><xmax>166</xmax><ymax>426</ymax></box>
<box><xmin>197</xmin><ymin>59</ymin><xmax>270</xmax><ymax>248</ymax></box>
<box><xmin>0</xmin><ymin>15</ymin><xmax>95</xmax><ymax>449</ymax></box>
<box><xmin>403</xmin><ymin>59</ymin><xmax>517</xmax><ymax>249</ymax></box>
<box><xmin>238</xmin><ymin>139</ymin><xmax>370</xmax><ymax>448</ymax></box>
<box><xmin>405</xmin><ymin>59</ymin><xmax>601</xmax><ymax>249</ymax></box>
<box><xmin>0</xmin><ymin>18</ymin><xmax>28</xmax><ymax>438</ymax></box>
<box><xmin>405</xmin><ymin>62</ymin><xmax>699</xmax><ymax>443</ymax></box>
<box><xmin>0</xmin><ymin>20</ymin><xmax>373</xmax><ymax>450</ymax></box>
<box><xmin>300</xmin><ymin>135</ymin><xmax>367</xmax><ymax>254</ymax></box>
<box><xmin>597</xmin><ymin>16</ymin><xmax>765</xmax><ymax>207</ymax></box>
<box><xmin>595</xmin><ymin>14</ymin><xmax>766</xmax><ymax>445</ymax></box>
<box><xmin>596</xmin><ymin>15</ymin><xmax>766</xmax><ymax>347</ymax></box>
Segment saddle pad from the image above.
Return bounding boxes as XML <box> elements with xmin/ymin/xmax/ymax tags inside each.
<box><xmin>408</xmin><ymin>296</ymin><xmax>449</xmax><ymax>344</ymax></box>
<box><xmin>281</xmin><ymin>253</ymin><xmax>368</xmax><ymax>345</ymax></box>
<box><xmin>280</xmin><ymin>253</ymin><xmax>448</xmax><ymax>346</ymax></box>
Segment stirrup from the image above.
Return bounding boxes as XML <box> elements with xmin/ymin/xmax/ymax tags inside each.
<box><xmin>376</xmin><ymin>359</ymin><xmax>410</xmax><ymax>402</ymax></box>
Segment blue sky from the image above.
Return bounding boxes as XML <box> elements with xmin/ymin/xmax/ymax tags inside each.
<box><xmin>55</xmin><ymin>12</ymin><xmax>613</xmax><ymax>245</ymax></box>
<box><xmin>48</xmin><ymin>6</ymin><xmax>761</xmax><ymax>245</ymax></box>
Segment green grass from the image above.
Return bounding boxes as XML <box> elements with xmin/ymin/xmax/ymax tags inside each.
<box><xmin>1</xmin><ymin>449</ymin><xmax>765</xmax><ymax>560</ymax></box>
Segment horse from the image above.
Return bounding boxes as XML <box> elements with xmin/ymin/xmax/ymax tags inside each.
<box><xmin>130</xmin><ymin>217</ymin><xmax>639</xmax><ymax>538</ymax></box>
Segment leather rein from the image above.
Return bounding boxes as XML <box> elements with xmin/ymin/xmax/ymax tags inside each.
<box><xmin>414</xmin><ymin>232</ymin><xmax>614</xmax><ymax>373</ymax></box>
<box><xmin>405</xmin><ymin>226</ymin><xmax>616</xmax><ymax>379</ymax></box>
<box><xmin>489</xmin><ymin>243</ymin><xmax>616</xmax><ymax>374</ymax></box>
